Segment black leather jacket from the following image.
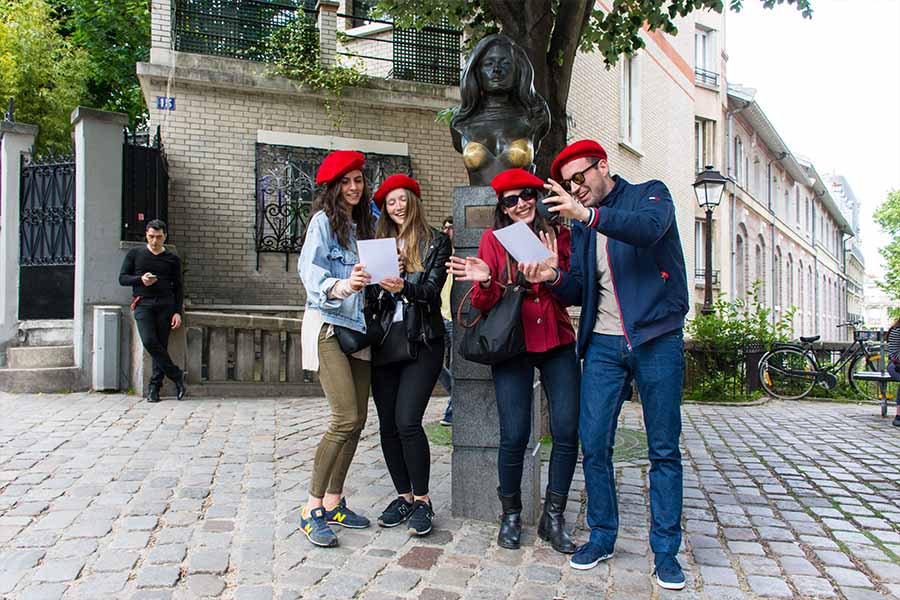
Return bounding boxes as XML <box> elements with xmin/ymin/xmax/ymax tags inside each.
<box><xmin>379</xmin><ymin>229</ymin><xmax>451</xmax><ymax>343</ymax></box>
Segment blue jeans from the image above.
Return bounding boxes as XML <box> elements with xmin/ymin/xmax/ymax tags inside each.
<box><xmin>491</xmin><ymin>343</ymin><xmax>580</xmax><ymax>496</ymax></box>
<box><xmin>438</xmin><ymin>319</ymin><xmax>453</xmax><ymax>418</ymax></box>
<box><xmin>580</xmin><ymin>331</ymin><xmax>684</xmax><ymax>556</ymax></box>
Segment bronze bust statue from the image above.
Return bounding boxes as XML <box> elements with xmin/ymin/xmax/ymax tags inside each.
<box><xmin>450</xmin><ymin>35</ymin><xmax>551</xmax><ymax>186</ymax></box>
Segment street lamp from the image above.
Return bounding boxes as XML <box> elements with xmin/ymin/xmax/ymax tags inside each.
<box><xmin>693</xmin><ymin>165</ymin><xmax>728</xmax><ymax>316</ymax></box>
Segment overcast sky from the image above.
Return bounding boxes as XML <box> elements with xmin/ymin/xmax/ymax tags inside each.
<box><xmin>726</xmin><ymin>0</ymin><xmax>900</xmax><ymax>278</ymax></box>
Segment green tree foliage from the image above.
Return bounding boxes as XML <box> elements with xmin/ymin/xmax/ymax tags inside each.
<box><xmin>375</xmin><ymin>0</ymin><xmax>812</xmax><ymax>175</ymax></box>
<box><xmin>48</xmin><ymin>0</ymin><xmax>150</xmax><ymax>126</ymax></box>
<box><xmin>0</xmin><ymin>0</ymin><xmax>89</xmax><ymax>152</ymax></box>
<box><xmin>874</xmin><ymin>189</ymin><xmax>900</xmax><ymax>320</ymax></box>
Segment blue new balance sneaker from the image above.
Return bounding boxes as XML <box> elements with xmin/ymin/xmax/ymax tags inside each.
<box><xmin>569</xmin><ymin>541</ymin><xmax>614</xmax><ymax>570</ymax></box>
<box><xmin>324</xmin><ymin>497</ymin><xmax>371</xmax><ymax>529</ymax></box>
<box><xmin>654</xmin><ymin>554</ymin><xmax>686</xmax><ymax>590</ymax></box>
<box><xmin>299</xmin><ymin>507</ymin><xmax>338</xmax><ymax>548</ymax></box>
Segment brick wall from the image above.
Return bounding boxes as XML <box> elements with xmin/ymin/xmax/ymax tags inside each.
<box><xmin>139</xmin><ymin>57</ymin><xmax>467</xmax><ymax>307</ymax></box>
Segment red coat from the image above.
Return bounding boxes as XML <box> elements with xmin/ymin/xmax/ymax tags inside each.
<box><xmin>470</xmin><ymin>225</ymin><xmax>576</xmax><ymax>354</ymax></box>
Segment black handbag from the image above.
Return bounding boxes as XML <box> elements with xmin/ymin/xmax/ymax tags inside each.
<box><xmin>458</xmin><ymin>255</ymin><xmax>527</xmax><ymax>365</ymax></box>
<box><xmin>334</xmin><ymin>301</ymin><xmax>388</xmax><ymax>355</ymax></box>
<box><xmin>374</xmin><ymin>309</ymin><xmax>419</xmax><ymax>366</ymax></box>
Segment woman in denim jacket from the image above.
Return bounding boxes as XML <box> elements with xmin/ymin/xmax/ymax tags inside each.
<box><xmin>297</xmin><ymin>150</ymin><xmax>376</xmax><ymax>547</ymax></box>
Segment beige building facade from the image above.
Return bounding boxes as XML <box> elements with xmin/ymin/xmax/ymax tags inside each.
<box><xmin>140</xmin><ymin>0</ymin><xmax>856</xmax><ymax>335</ymax></box>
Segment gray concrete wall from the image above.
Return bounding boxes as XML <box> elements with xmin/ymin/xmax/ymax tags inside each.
<box><xmin>0</xmin><ymin>122</ymin><xmax>38</xmax><ymax>365</ymax></box>
<box><xmin>71</xmin><ymin>107</ymin><xmax>134</xmax><ymax>390</ymax></box>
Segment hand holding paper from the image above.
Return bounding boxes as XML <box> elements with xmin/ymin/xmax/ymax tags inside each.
<box><xmin>357</xmin><ymin>238</ymin><xmax>400</xmax><ymax>283</ymax></box>
<box><xmin>492</xmin><ymin>221</ymin><xmax>553</xmax><ymax>264</ymax></box>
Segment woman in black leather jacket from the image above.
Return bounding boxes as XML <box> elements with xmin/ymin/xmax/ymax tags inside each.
<box><xmin>370</xmin><ymin>175</ymin><xmax>451</xmax><ymax>536</ymax></box>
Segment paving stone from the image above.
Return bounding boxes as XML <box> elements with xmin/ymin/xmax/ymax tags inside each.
<box><xmin>31</xmin><ymin>558</ymin><xmax>85</xmax><ymax>582</ymax></box>
<box><xmin>186</xmin><ymin>574</ymin><xmax>226</xmax><ymax>597</ymax></box>
<box><xmin>418</xmin><ymin>589</ymin><xmax>461</xmax><ymax>600</ymax></box>
<box><xmin>233</xmin><ymin>586</ymin><xmax>274</xmax><ymax>600</ymax></box>
<box><xmin>398</xmin><ymin>546</ymin><xmax>443</xmax><ymax>570</ymax></box>
<box><xmin>122</xmin><ymin>515</ymin><xmax>159</xmax><ymax>530</ymax></box>
<box><xmin>727</xmin><ymin>541</ymin><xmax>765</xmax><ymax>555</ymax></box>
<box><xmin>188</xmin><ymin>549</ymin><xmax>230</xmax><ymax>574</ymax></box>
<box><xmin>135</xmin><ymin>566</ymin><xmax>181</xmax><ymax>588</ymax></box>
<box><xmin>93</xmin><ymin>550</ymin><xmax>140</xmax><ymax>572</ymax></box>
<box><xmin>373</xmin><ymin>569</ymin><xmax>421</xmax><ymax>593</ymax></box>
<box><xmin>824</xmin><ymin>566</ymin><xmax>875</xmax><ymax>588</ymax></box>
<box><xmin>779</xmin><ymin>555</ymin><xmax>820</xmax><ymax>576</ymax></box>
<box><xmin>147</xmin><ymin>544</ymin><xmax>188</xmax><ymax>565</ymax></box>
<box><xmin>790</xmin><ymin>575</ymin><xmax>838</xmax><ymax>598</ymax></box>
<box><xmin>18</xmin><ymin>582</ymin><xmax>68</xmax><ymax>600</ymax></box>
<box><xmin>747</xmin><ymin>575</ymin><xmax>794</xmax><ymax>598</ymax></box>
<box><xmin>699</xmin><ymin>565</ymin><xmax>739</xmax><ymax>587</ymax></box>
<box><xmin>313</xmin><ymin>574</ymin><xmax>367</xmax><ymax>599</ymax></box>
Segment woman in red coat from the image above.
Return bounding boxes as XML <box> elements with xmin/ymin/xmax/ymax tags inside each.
<box><xmin>447</xmin><ymin>168</ymin><xmax>579</xmax><ymax>553</ymax></box>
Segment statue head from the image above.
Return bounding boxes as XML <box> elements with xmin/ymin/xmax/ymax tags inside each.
<box><xmin>452</xmin><ymin>34</ymin><xmax>550</xmax><ymax>144</ymax></box>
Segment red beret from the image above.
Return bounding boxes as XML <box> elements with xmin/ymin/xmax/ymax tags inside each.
<box><xmin>373</xmin><ymin>174</ymin><xmax>421</xmax><ymax>209</ymax></box>
<box><xmin>490</xmin><ymin>168</ymin><xmax>545</xmax><ymax>198</ymax></box>
<box><xmin>316</xmin><ymin>150</ymin><xmax>365</xmax><ymax>186</ymax></box>
<box><xmin>550</xmin><ymin>140</ymin><xmax>607</xmax><ymax>182</ymax></box>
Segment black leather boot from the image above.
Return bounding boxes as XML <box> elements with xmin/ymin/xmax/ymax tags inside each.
<box><xmin>537</xmin><ymin>486</ymin><xmax>576</xmax><ymax>554</ymax></box>
<box><xmin>497</xmin><ymin>487</ymin><xmax>522</xmax><ymax>550</ymax></box>
<box><xmin>147</xmin><ymin>383</ymin><xmax>160</xmax><ymax>403</ymax></box>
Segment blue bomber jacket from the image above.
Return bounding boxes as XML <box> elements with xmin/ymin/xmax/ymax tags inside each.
<box><xmin>550</xmin><ymin>175</ymin><xmax>689</xmax><ymax>356</ymax></box>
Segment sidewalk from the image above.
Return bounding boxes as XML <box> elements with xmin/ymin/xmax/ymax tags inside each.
<box><xmin>0</xmin><ymin>392</ymin><xmax>898</xmax><ymax>599</ymax></box>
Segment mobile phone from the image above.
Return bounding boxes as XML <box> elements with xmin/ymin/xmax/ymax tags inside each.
<box><xmin>145</xmin><ymin>272</ymin><xmax>157</xmax><ymax>279</ymax></box>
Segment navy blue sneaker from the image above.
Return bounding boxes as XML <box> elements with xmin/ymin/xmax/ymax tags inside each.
<box><xmin>407</xmin><ymin>500</ymin><xmax>434</xmax><ymax>536</ymax></box>
<box><xmin>569</xmin><ymin>541</ymin><xmax>614</xmax><ymax>570</ymax></box>
<box><xmin>655</xmin><ymin>554</ymin><xmax>686</xmax><ymax>590</ymax></box>
<box><xmin>324</xmin><ymin>498</ymin><xmax>371</xmax><ymax>529</ymax></box>
<box><xmin>378</xmin><ymin>496</ymin><xmax>413</xmax><ymax>528</ymax></box>
<box><xmin>299</xmin><ymin>507</ymin><xmax>338</xmax><ymax>547</ymax></box>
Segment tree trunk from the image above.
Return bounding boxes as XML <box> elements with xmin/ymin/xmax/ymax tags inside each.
<box><xmin>489</xmin><ymin>0</ymin><xmax>592</xmax><ymax>178</ymax></box>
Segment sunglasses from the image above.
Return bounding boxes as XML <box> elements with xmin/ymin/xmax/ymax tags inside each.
<box><xmin>562</xmin><ymin>160</ymin><xmax>601</xmax><ymax>192</ymax></box>
<box><xmin>499</xmin><ymin>187</ymin><xmax>539</xmax><ymax>209</ymax></box>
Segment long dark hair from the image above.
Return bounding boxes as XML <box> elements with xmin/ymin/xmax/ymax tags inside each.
<box><xmin>308</xmin><ymin>176</ymin><xmax>375</xmax><ymax>249</ymax></box>
<box><xmin>891</xmin><ymin>314</ymin><xmax>900</xmax><ymax>332</ymax></box>
<box><xmin>451</xmin><ymin>35</ymin><xmax>550</xmax><ymax>144</ymax></box>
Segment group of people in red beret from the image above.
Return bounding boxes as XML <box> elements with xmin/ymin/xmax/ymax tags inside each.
<box><xmin>297</xmin><ymin>140</ymin><xmax>690</xmax><ymax>591</ymax></box>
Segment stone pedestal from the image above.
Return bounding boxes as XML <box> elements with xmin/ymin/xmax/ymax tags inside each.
<box><xmin>450</xmin><ymin>186</ymin><xmax>542</xmax><ymax>525</ymax></box>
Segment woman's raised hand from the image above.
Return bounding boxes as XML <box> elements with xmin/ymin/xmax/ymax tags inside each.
<box><xmin>446</xmin><ymin>255</ymin><xmax>491</xmax><ymax>283</ymax></box>
<box><xmin>348</xmin><ymin>263</ymin><xmax>372</xmax><ymax>292</ymax></box>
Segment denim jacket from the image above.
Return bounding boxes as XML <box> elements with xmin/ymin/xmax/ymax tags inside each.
<box><xmin>298</xmin><ymin>211</ymin><xmax>366</xmax><ymax>332</ymax></box>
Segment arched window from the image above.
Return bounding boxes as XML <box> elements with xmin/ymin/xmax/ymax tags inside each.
<box><xmin>735</xmin><ymin>233</ymin><xmax>746</xmax><ymax>300</ymax></box>
<box><xmin>734</xmin><ymin>137</ymin><xmax>744</xmax><ymax>183</ymax></box>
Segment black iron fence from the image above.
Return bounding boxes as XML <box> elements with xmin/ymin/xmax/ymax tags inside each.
<box><xmin>122</xmin><ymin>127</ymin><xmax>169</xmax><ymax>242</ymax></box>
<box><xmin>19</xmin><ymin>152</ymin><xmax>76</xmax><ymax>319</ymax></box>
<box><xmin>336</xmin><ymin>13</ymin><xmax>461</xmax><ymax>86</ymax></box>
<box><xmin>20</xmin><ymin>153</ymin><xmax>76</xmax><ymax>266</ymax></box>
<box><xmin>254</xmin><ymin>143</ymin><xmax>412</xmax><ymax>269</ymax></box>
<box><xmin>173</xmin><ymin>0</ymin><xmax>317</xmax><ymax>60</ymax></box>
<box><xmin>684</xmin><ymin>341</ymin><xmax>766</xmax><ymax>403</ymax></box>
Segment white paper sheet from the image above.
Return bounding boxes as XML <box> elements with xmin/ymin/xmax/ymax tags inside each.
<box><xmin>357</xmin><ymin>238</ymin><xmax>400</xmax><ymax>283</ymax></box>
<box><xmin>493</xmin><ymin>221</ymin><xmax>553</xmax><ymax>264</ymax></box>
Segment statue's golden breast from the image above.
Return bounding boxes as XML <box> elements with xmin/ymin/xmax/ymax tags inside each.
<box><xmin>505</xmin><ymin>139</ymin><xmax>533</xmax><ymax>168</ymax></box>
<box><xmin>463</xmin><ymin>142</ymin><xmax>490</xmax><ymax>170</ymax></box>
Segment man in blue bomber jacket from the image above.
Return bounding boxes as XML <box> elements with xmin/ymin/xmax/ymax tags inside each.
<box><xmin>523</xmin><ymin>140</ymin><xmax>689</xmax><ymax>591</ymax></box>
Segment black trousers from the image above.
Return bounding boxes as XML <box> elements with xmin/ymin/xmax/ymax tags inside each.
<box><xmin>133</xmin><ymin>297</ymin><xmax>183</xmax><ymax>387</ymax></box>
<box><xmin>372</xmin><ymin>338</ymin><xmax>444</xmax><ymax>497</ymax></box>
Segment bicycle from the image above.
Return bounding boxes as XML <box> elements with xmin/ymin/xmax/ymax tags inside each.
<box><xmin>757</xmin><ymin>321</ymin><xmax>897</xmax><ymax>404</ymax></box>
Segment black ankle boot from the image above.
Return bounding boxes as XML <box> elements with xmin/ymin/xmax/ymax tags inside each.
<box><xmin>497</xmin><ymin>487</ymin><xmax>522</xmax><ymax>550</ymax></box>
<box><xmin>537</xmin><ymin>486</ymin><xmax>576</xmax><ymax>554</ymax></box>
<box><xmin>147</xmin><ymin>383</ymin><xmax>160</xmax><ymax>403</ymax></box>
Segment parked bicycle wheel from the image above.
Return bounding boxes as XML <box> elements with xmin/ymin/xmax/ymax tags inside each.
<box><xmin>848</xmin><ymin>353</ymin><xmax>898</xmax><ymax>403</ymax></box>
<box><xmin>759</xmin><ymin>347</ymin><xmax>817</xmax><ymax>400</ymax></box>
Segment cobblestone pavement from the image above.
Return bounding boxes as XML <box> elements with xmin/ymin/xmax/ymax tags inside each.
<box><xmin>0</xmin><ymin>392</ymin><xmax>898</xmax><ymax>600</ymax></box>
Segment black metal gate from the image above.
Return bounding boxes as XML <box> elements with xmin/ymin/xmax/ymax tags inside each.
<box><xmin>19</xmin><ymin>153</ymin><xmax>76</xmax><ymax>320</ymax></box>
<box><xmin>122</xmin><ymin>127</ymin><xmax>169</xmax><ymax>242</ymax></box>
<box><xmin>254</xmin><ymin>143</ymin><xmax>412</xmax><ymax>270</ymax></box>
